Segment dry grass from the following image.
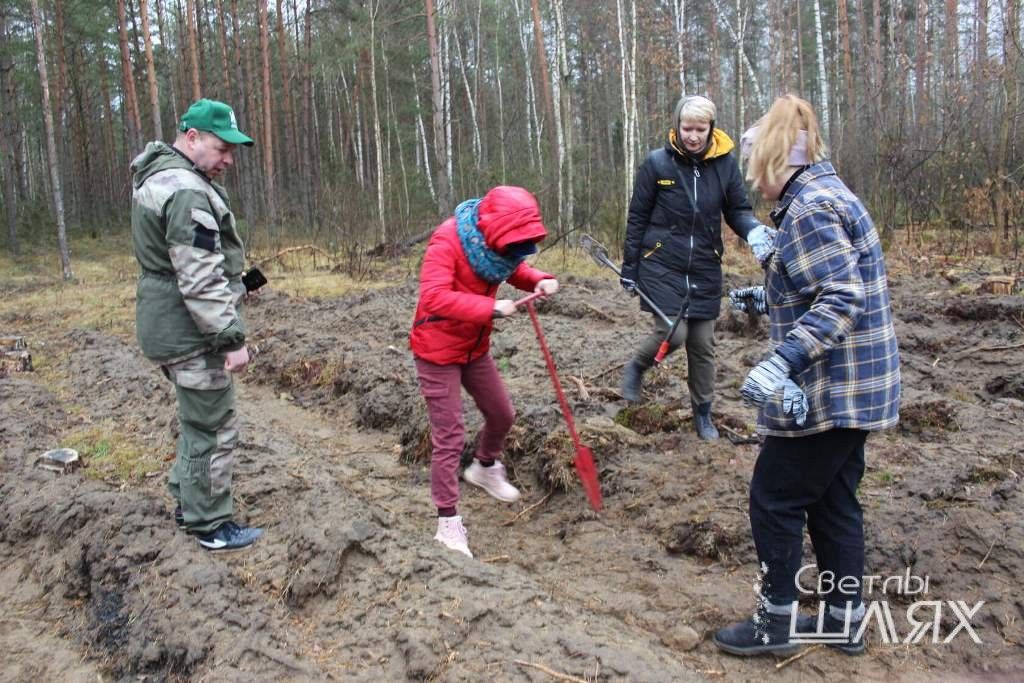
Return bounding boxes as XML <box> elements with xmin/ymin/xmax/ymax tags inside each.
<box><xmin>62</xmin><ymin>422</ymin><xmax>164</xmax><ymax>484</ymax></box>
<box><xmin>0</xmin><ymin>236</ymin><xmax>137</xmax><ymax>341</ymax></box>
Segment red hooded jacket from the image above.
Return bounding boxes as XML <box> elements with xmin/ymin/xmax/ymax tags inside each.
<box><xmin>410</xmin><ymin>186</ymin><xmax>553</xmax><ymax>365</ymax></box>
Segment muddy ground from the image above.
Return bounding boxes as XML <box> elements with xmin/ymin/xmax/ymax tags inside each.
<box><xmin>1</xmin><ymin>254</ymin><xmax>1023</xmax><ymax>682</ymax></box>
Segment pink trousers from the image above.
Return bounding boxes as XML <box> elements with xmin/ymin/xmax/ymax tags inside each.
<box><xmin>415</xmin><ymin>354</ymin><xmax>515</xmax><ymax>508</ymax></box>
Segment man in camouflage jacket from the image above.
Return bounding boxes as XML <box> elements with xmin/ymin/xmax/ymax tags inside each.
<box><xmin>131</xmin><ymin>99</ymin><xmax>262</xmax><ymax>551</ymax></box>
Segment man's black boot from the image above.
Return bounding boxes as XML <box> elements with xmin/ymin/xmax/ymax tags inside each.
<box><xmin>619</xmin><ymin>359</ymin><xmax>649</xmax><ymax>402</ymax></box>
<box><xmin>713</xmin><ymin>608</ymin><xmax>801</xmax><ymax>657</ymax></box>
<box><xmin>694</xmin><ymin>402</ymin><xmax>719</xmax><ymax>440</ymax></box>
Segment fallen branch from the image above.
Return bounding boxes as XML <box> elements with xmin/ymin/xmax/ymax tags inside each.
<box><xmin>951</xmin><ymin>341</ymin><xmax>1024</xmax><ymax>360</ymax></box>
<box><xmin>588</xmin><ymin>361</ymin><xmax>627</xmax><ymax>382</ymax></box>
<box><xmin>978</xmin><ymin>539</ymin><xmax>997</xmax><ymax>569</ymax></box>
<box><xmin>252</xmin><ymin>244</ymin><xmax>338</xmax><ymax>269</ymax></box>
<box><xmin>583</xmin><ymin>302</ymin><xmax>615</xmax><ymax>322</ymax></box>
<box><xmin>775</xmin><ymin>644</ymin><xmax>824</xmax><ymax>670</ymax></box>
<box><xmin>513</xmin><ymin>660</ymin><xmax>588</xmax><ymax>683</ymax></box>
<box><xmin>569</xmin><ymin>375</ymin><xmax>591</xmax><ymax>401</ymax></box>
<box><xmin>502</xmin><ymin>491</ymin><xmax>555</xmax><ymax>526</ymax></box>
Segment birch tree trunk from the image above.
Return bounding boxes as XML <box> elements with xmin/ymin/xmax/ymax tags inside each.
<box><xmin>813</xmin><ymin>0</ymin><xmax>831</xmax><ymax>136</ymax></box>
<box><xmin>369</xmin><ymin>0</ymin><xmax>386</xmax><ymax>242</ymax></box>
<box><xmin>995</xmin><ymin>0</ymin><xmax>1020</xmax><ymax>245</ymax></box>
<box><xmin>914</xmin><ymin>0</ymin><xmax>928</xmax><ymax>124</ymax></box>
<box><xmin>140</xmin><ymin>0</ymin><xmax>163</xmax><ymax>139</ymax></box>
<box><xmin>673</xmin><ymin>0</ymin><xmax>686</xmax><ymax>96</ymax></box>
<box><xmin>425</xmin><ymin>0</ymin><xmax>451</xmax><ymax>214</ymax></box>
<box><xmin>30</xmin><ymin>0</ymin><xmax>73</xmax><ymax>280</ymax></box>
<box><xmin>552</xmin><ymin>0</ymin><xmax>573</xmax><ymax>231</ymax></box>
<box><xmin>452</xmin><ymin>29</ymin><xmax>482</xmax><ymax>170</ymax></box>
<box><xmin>410</xmin><ymin>67</ymin><xmax>436</xmax><ymax>203</ymax></box>
<box><xmin>616</xmin><ymin>0</ymin><xmax>635</xmax><ymax>212</ymax></box>
<box><xmin>511</xmin><ymin>0</ymin><xmax>541</xmax><ymax>170</ymax></box>
<box><xmin>707</xmin><ymin>0</ymin><xmax>766</xmax><ymax>110</ymax></box>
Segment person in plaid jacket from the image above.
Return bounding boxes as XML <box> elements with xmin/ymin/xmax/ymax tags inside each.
<box><xmin>714</xmin><ymin>95</ymin><xmax>901</xmax><ymax>658</ymax></box>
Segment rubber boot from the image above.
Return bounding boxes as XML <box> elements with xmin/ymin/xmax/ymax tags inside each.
<box><xmin>694</xmin><ymin>402</ymin><xmax>719</xmax><ymax>440</ymax></box>
<box><xmin>619</xmin><ymin>359</ymin><xmax>650</xmax><ymax>402</ymax></box>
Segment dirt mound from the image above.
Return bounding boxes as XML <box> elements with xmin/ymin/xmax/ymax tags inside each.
<box><xmin>943</xmin><ymin>295</ymin><xmax>1024</xmax><ymax>321</ymax></box>
<box><xmin>4</xmin><ymin>262</ymin><xmax>1024</xmax><ymax>679</ymax></box>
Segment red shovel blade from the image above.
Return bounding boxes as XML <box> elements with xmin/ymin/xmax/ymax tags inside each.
<box><xmin>573</xmin><ymin>445</ymin><xmax>603</xmax><ymax>511</ymax></box>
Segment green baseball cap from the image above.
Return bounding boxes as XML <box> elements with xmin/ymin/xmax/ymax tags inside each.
<box><xmin>179</xmin><ymin>98</ymin><xmax>254</xmax><ymax>146</ymax></box>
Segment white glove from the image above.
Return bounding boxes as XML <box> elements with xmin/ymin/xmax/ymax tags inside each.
<box><xmin>741</xmin><ymin>354</ymin><xmax>808</xmax><ymax>426</ymax></box>
<box><xmin>729</xmin><ymin>285</ymin><xmax>767</xmax><ymax>315</ymax></box>
<box><xmin>746</xmin><ymin>225</ymin><xmax>776</xmax><ymax>266</ymax></box>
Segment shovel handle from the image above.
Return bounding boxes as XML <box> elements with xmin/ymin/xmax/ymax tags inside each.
<box><xmin>654</xmin><ymin>340</ymin><xmax>671</xmax><ymax>364</ymax></box>
<box><xmin>514</xmin><ymin>291</ymin><xmax>545</xmax><ymax>308</ymax></box>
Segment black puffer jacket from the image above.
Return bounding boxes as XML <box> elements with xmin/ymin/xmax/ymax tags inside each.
<box><xmin>622</xmin><ymin>129</ymin><xmax>759</xmax><ymax>320</ymax></box>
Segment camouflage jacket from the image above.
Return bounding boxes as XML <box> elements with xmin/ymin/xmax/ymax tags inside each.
<box><xmin>131</xmin><ymin>141</ymin><xmax>246</xmax><ymax>363</ymax></box>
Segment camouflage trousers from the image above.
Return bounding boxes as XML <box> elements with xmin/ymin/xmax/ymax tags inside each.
<box><xmin>161</xmin><ymin>352</ymin><xmax>238</xmax><ymax>533</ymax></box>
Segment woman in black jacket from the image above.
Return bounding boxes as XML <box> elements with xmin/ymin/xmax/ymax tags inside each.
<box><xmin>619</xmin><ymin>95</ymin><xmax>773</xmax><ymax>439</ymax></box>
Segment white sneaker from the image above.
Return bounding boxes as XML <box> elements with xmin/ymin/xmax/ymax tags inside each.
<box><xmin>464</xmin><ymin>459</ymin><xmax>521</xmax><ymax>503</ymax></box>
<box><xmin>435</xmin><ymin>515</ymin><xmax>472</xmax><ymax>558</ymax></box>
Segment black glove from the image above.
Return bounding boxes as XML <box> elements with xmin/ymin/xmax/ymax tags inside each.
<box><xmin>620</xmin><ymin>277</ymin><xmax>638</xmax><ymax>296</ymax></box>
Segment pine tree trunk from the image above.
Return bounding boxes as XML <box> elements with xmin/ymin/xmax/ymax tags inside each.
<box><xmin>139</xmin><ymin>0</ymin><xmax>163</xmax><ymax>140</ymax></box>
<box><xmin>0</xmin><ymin>9</ymin><xmax>18</xmax><ymax>255</ymax></box>
<box><xmin>529</xmin><ymin>0</ymin><xmax>558</xmax><ymax>169</ymax></box>
<box><xmin>117</xmin><ymin>0</ymin><xmax>144</xmax><ymax>153</ymax></box>
<box><xmin>185</xmin><ymin>0</ymin><xmax>201</xmax><ymax>101</ymax></box>
<box><xmin>258</xmin><ymin>0</ymin><xmax>276</xmax><ymax>225</ymax></box>
<box><xmin>275</xmin><ymin>0</ymin><xmax>296</xmax><ymax>183</ymax></box>
<box><xmin>29</xmin><ymin>0</ymin><xmax>73</xmax><ymax>280</ymax></box>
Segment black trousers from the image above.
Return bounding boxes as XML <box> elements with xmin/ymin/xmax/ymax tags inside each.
<box><xmin>749</xmin><ymin>428</ymin><xmax>868</xmax><ymax>607</ymax></box>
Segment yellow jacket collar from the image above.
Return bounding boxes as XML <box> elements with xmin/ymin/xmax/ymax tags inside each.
<box><xmin>669</xmin><ymin>128</ymin><xmax>735</xmax><ymax>160</ymax></box>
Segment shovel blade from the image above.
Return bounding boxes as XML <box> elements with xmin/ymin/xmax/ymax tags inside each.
<box><xmin>573</xmin><ymin>445</ymin><xmax>603</xmax><ymax>511</ymax></box>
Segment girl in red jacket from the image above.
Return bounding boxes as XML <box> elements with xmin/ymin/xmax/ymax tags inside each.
<box><xmin>410</xmin><ymin>186</ymin><xmax>559</xmax><ymax>558</ymax></box>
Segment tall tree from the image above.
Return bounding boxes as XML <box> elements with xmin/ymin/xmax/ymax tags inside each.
<box><xmin>117</xmin><ymin>0</ymin><xmax>144</xmax><ymax>153</ymax></box>
<box><xmin>425</xmin><ymin>0</ymin><xmax>451</xmax><ymax>214</ymax></box>
<box><xmin>0</xmin><ymin>8</ymin><xmax>18</xmax><ymax>255</ymax></box>
<box><xmin>275</xmin><ymin>0</ymin><xmax>296</xmax><ymax>180</ymax></box>
<box><xmin>185</xmin><ymin>0</ymin><xmax>201</xmax><ymax>100</ymax></box>
<box><xmin>258</xmin><ymin>0</ymin><xmax>276</xmax><ymax>222</ymax></box>
<box><xmin>29</xmin><ymin>0</ymin><xmax>73</xmax><ymax>280</ymax></box>
<box><xmin>140</xmin><ymin>0</ymin><xmax>163</xmax><ymax>140</ymax></box>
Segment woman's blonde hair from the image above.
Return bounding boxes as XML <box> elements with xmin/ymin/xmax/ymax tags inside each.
<box><xmin>674</xmin><ymin>95</ymin><xmax>716</xmax><ymax>128</ymax></box>
<box><xmin>746</xmin><ymin>94</ymin><xmax>827</xmax><ymax>187</ymax></box>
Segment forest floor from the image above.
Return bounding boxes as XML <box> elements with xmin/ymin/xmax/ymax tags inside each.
<box><xmin>1</xmin><ymin>235</ymin><xmax>1023</xmax><ymax>682</ymax></box>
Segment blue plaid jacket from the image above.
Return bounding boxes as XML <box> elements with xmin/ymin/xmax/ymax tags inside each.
<box><xmin>760</xmin><ymin>162</ymin><xmax>901</xmax><ymax>436</ymax></box>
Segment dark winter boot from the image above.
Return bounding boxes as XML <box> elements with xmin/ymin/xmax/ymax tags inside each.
<box><xmin>694</xmin><ymin>402</ymin><xmax>719</xmax><ymax>440</ymax></box>
<box><xmin>713</xmin><ymin>608</ymin><xmax>802</xmax><ymax>657</ymax></box>
<box><xmin>619</xmin><ymin>359</ymin><xmax>649</xmax><ymax>402</ymax></box>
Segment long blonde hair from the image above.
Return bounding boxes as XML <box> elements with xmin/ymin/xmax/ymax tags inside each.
<box><xmin>746</xmin><ymin>95</ymin><xmax>827</xmax><ymax>187</ymax></box>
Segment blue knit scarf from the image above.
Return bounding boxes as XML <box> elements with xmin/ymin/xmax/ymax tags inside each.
<box><xmin>455</xmin><ymin>199</ymin><xmax>523</xmax><ymax>284</ymax></box>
